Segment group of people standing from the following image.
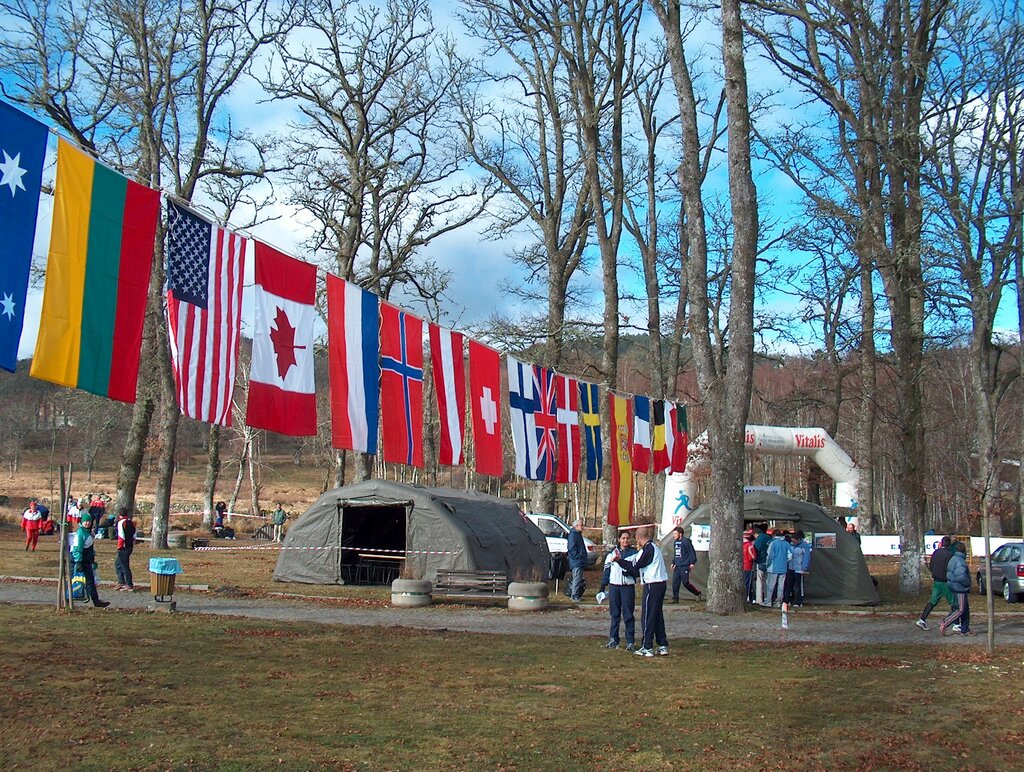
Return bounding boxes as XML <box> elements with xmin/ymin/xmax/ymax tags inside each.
<box><xmin>745</xmin><ymin>524</ymin><xmax>812</xmax><ymax>608</ymax></box>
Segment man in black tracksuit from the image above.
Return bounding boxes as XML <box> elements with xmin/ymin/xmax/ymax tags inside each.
<box><xmin>671</xmin><ymin>526</ymin><xmax>701</xmax><ymax>603</ymax></box>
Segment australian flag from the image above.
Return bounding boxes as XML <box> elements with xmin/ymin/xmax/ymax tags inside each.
<box><xmin>0</xmin><ymin>101</ymin><xmax>48</xmax><ymax>372</ymax></box>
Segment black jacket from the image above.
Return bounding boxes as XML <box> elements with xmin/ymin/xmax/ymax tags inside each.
<box><xmin>929</xmin><ymin>545</ymin><xmax>953</xmax><ymax>582</ymax></box>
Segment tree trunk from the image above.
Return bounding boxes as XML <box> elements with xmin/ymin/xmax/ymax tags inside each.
<box><xmin>202</xmin><ymin>424</ymin><xmax>220</xmax><ymax>529</ymax></box>
<box><xmin>112</xmin><ymin>289</ymin><xmax>160</xmax><ymax>517</ymax></box>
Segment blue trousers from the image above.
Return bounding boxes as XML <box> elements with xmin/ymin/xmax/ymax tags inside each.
<box><xmin>672</xmin><ymin>565</ymin><xmax>700</xmax><ymax>600</ymax></box>
<box><xmin>608</xmin><ymin>584</ymin><xmax>635</xmax><ymax>645</ymax></box>
<box><xmin>640</xmin><ymin>581</ymin><xmax>668</xmax><ymax>650</ymax></box>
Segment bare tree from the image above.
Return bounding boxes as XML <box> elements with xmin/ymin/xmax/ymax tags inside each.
<box><xmin>0</xmin><ymin>0</ymin><xmax>297</xmax><ymax>547</ymax></box>
<box><xmin>650</xmin><ymin>0</ymin><xmax>759</xmax><ymax>613</ymax></box>
<box><xmin>747</xmin><ymin>0</ymin><xmax>950</xmax><ymax>592</ymax></box>
<box><xmin>458</xmin><ymin>0</ymin><xmax>595</xmax><ymax>511</ymax></box>
<box><xmin>267</xmin><ymin>0</ymin><xmax>493</xmax><ymax>484</ymax></box>
<box><xmin>923</xmin><ymin>1</ymin><xmax>1024</xmax><ymax>543</ymax></box>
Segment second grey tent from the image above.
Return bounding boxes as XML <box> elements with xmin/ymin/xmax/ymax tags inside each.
<box><xmin>273</xmin><ymin>479</ymin><xmax>550</xmax><ymax>585</ymax></box>
<box><xmin>660</xmin><ymin>491</ymin><xmax>878</xmax><ymax>605</ymax></box>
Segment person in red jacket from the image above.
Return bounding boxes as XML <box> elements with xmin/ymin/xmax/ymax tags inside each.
<box><xmin>21</xmin><ymin>500</ymin><xmax>43</xmax><ymax>551</ymax></box>
<box><xmin>742</xmin><ymin>531</ymin><xmax>757</xmax><ymax>602</ymax></box>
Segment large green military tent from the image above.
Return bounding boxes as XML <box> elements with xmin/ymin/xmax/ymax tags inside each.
<box><xmin>273</xmin><ymin>480</ymin><xmax>550</xmax><ymax>585</ymax></box>
<box><xmin>660</xmin><ymin>491</ymin><xmax>878</xmax><ymax>605</ymax></box>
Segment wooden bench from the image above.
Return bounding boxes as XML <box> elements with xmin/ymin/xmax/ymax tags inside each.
<box><xmin>432</xmin><ymin>570</ymin><xmax>509</xmax><ymax>598</ymax></box>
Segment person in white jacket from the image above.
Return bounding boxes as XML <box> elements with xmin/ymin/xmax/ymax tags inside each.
<box><xmin>615</xmin><ymin>526</ymin><xmax>669</xmax><ymax>657</ymax></box>
<box><xmin>597</xmin><ymin>531</ymin><xmax>638</xmax><ymax>651</ymax></box>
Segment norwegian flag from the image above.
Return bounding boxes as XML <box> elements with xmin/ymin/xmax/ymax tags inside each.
<box><xmin>165</xmin><ymin>201</ymin><xmax>246</xmax><ymax>426</ymax></box>
<box><xmin>554</xmin><ymin>373</ymin><xmax>580</xmax><ymax>483</ymax></box>
<box><xmin>380</xmin><ymin>303</ymin><xmax>424</xmax><ymax>467</ymax></box>
<box><xmin>507</xmin><ymin>356</ymin><xmax>557</xmax><ymax>481</ymax></box>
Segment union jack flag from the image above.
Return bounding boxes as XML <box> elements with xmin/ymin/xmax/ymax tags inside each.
<box><xmin>532</xmin><ymin>365</ymin><xmax>558</xmax><ymax>480</ymax></box>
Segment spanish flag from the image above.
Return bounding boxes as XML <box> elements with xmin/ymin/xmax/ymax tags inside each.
<box><xmin>31</xmin><ymin>140</ymin><xmax>160</xmax><ymax>402</ymax></box>
<box><xmin>608</xmin><ymin>392</ymin><xmax>634</xmax><ymax>526</ymax></box>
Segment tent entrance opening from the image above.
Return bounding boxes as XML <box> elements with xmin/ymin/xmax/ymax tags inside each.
<box><xmin>340</xmin><ymin>504</ymin><xmax>407</xmax><ymax>585</ymax></box>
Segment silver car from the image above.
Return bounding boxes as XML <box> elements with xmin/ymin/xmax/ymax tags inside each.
<box><xmin>976</xmin><ymin>542</ymin><xmax>1024</xmax><ymax>603</ymax></box>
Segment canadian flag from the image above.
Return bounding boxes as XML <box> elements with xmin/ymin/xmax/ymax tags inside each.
<box><xmin>429</xmin><ymin>323</ymin><xmax>466</xmax><ymax>466</ymax></box>
<box><xmin>469</xmin><ymin>340</ymin><xmax>503</xmax><ymax>476</ymax></box>
<box><xmin>246</xmin><ymin>242</ymin><xmax>317</xmax><ymax>436</ymax></box>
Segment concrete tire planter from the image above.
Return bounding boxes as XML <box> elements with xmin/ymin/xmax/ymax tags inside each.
<box><xmin>507</xmin><ymin>581</ymin><xmax>549</xmax><ymax>611</ymax></box>
<box><xmin>391</xmin><ymin>578</ymin><xmax>432</xmax><ymax>608</ymax></box>
<box><xmin>166</xmin><ymin>533</ymin><xmax>189</xmax><ymax>549</ymax></box>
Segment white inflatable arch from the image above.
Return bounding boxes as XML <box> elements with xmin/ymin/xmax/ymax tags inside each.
<box><xmin>660</xmin><ymin>425</ymin><xmax>860</xmax><ymax>536</ymax></box>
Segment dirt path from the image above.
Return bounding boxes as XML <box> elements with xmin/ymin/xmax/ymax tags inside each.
<box><xmin>3</xmin><ymin>580</ymin><xmax>1021</xmax><ymax>646</ymax></box>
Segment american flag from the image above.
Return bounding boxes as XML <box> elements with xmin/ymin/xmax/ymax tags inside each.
<box><xmin>165</xmin><ymin>201</ymin><xmax>246</xmax><ymax>426</ymax></box>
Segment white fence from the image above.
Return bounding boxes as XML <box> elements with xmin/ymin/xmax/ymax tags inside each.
<box><xmin>860</xmin><ymin>535</ymin><xmax>1019</xmax><ymax>557</ymax></box>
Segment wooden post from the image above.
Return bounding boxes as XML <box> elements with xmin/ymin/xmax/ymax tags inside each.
<box><xmin>983</xmin><ymin>513</ymin><xmax>995</xmax><ymax>655</ymax></box>
<box><xmin>58</xmin><ymin>466</ymin><xmax>71</xmax><ymax>610</ymax></box>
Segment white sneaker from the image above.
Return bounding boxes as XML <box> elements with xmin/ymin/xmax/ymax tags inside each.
<box><xmin>916</xmin><ymin>619</ymin><xmax>929</xmax><ymax>631</ymax></box>
<box><xmin>951</xmin><ymin>624</ymin><xmax>962</xmax><ymax>633</ymax></box>
<box><xmin>656</xmin><ymin>646</ymin><xmax>669</xmax><ymax>656</ymax></box>
<box><xmin>634</xmin><ymin>647</ymin><xmax>654</xmax><ymax>657</ymax></box>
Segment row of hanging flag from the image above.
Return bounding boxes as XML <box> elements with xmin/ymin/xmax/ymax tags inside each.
<box><xmin>0</xmin><ymin>101</ymin><xmax>690</xmax><ymax>524</ymax></box>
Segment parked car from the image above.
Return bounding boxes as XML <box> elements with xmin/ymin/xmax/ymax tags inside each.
<box><xmin>976</xmin><ymin>542</ymin><xmax>1024</xmax><ymax>603</ymax></box>
<box><xmin>524</xmin><ymin>513</ymin><xmax>600</xmax><ymax>567</ymax></box>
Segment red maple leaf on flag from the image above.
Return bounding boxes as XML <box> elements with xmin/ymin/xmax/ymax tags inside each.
<box><xmin>269</xmin><ymin>306</ymin><xmax>305</xmax><ymax>380</ymax></box>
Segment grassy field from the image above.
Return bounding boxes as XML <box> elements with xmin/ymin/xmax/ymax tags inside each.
<box><xmin>1</xmin><ymin>603</ymin><xmax>1021</xmax><ymax>770</ymax></box>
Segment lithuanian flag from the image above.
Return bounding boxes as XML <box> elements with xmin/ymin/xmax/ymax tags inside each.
<box><xmin>31</xmin><ymin>140</ymin><xmax>160</xmax><ymax>402</ymax></box>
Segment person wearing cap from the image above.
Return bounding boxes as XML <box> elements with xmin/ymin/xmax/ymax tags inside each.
<box><xmin>597</xmin><ymin>530</ymin><xmax>638</xmax><ymax>650</ymax></box>
<box><xmin>566</xmin><ymin>518</ymin><xmax>588</xmax><ymax>602</ymax></box>
<box><xmin>21</xmin><ymin>500</ymin><xmax>43</xmax><ymax>551</ymax></box>
<box><xmin>71</xmin><ymin>512</ymin><xmax>109</xmax><ymax>608</ymax></box>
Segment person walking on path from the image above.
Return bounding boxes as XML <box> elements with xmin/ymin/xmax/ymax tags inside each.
<box><xmin>21</xmin><ymin>500</ymin><xmax>43</xmax><ymax>551</ymax></box>
<box><xmin>917</xmin><ymin>536</ymin><xmax>956</xmax><ymax>631</ymax></box>
<box><xmin>71</xmin><ymin>513</ymin><xmax>109</xmax><ymax>608</ymax></box>
<box><xmin>616</xmin><ymin>526</ymin><xmax>669</xmax><ymax>657</ymax></box>
<box><xmin>763</xmin><ymin>530</ymin><xmax>792</xmax><ymax>608</ymax></box>
<box><xmin>753</xmin><ymin>524</ymin><xmax>771</xmax><ymax>605</ymax></box>
<box><xmin>670</xmin><ymin>526</ymin><xmax>701</xmax><ymax>603</ymax></box>
<box><xmin>272</xmin><ymin>505</ymin><xmax>288</xmax><ymax>543</ymax></box>
<box><xmin>114</xmin><ymin>509</ymin><xmax>136</xmax><ymax>591</ymax></box>
<box><xmin>940</xmin><ymin>542</ymin><xmax>972</xmax><ymax>636</ymax></box>
<box><xmin>597</xmin><ymin>531</ymin><xmax>638</xmax><ymax>650</ymax></box>
<box><xmin>566</xmin><ymin>518</ymin><xmax>588</xmax><ymax>602</ymax></box>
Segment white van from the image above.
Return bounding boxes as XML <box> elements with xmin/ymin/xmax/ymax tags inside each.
<box><xmin>525</xmin><ymin>513</ymin><xmax>600</xmax><ymax>566</ymax></box>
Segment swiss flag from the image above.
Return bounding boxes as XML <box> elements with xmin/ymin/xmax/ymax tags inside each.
<box><xmin>380</xmin><ymin>302</ymin><xmax>424</xmax><ymax>467</ymax></box>
<box><xmin>469</xmin><ymin>340</ymin><xmax>503</xmax><ymax>476</ymax></box>
<box><xmin>246</xmin><ymin>242</ymin><xmax>317</xmax><ymax>436</ymax></box>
